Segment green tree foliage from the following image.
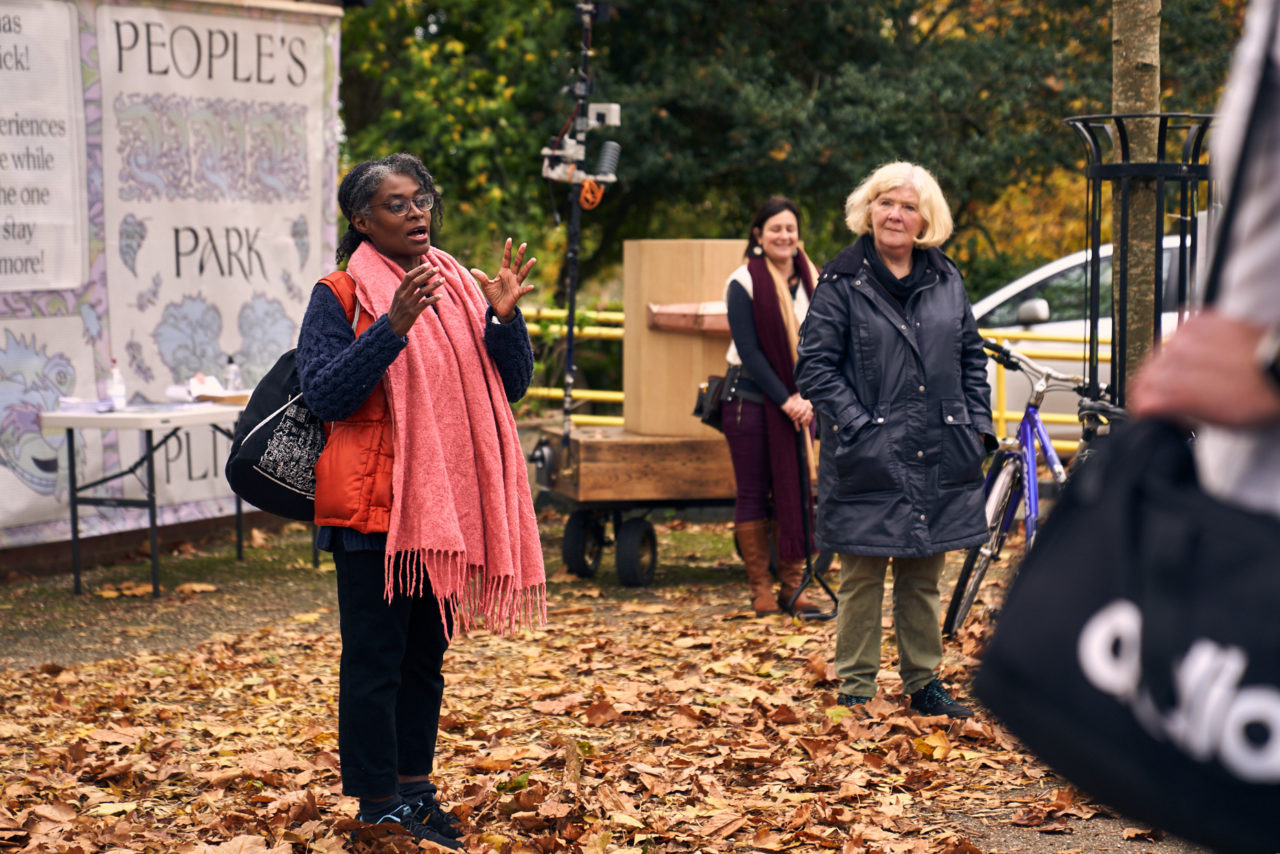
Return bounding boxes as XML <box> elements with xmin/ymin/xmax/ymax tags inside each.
<box><xmin>340</xmin><ymin>0</ymin><xmax>574</xmax><ymax>274</ymax></box>
<box><xmin>340</xmin><ymin>0</ymin><xmax>1242</xmax><ymax>300</ymax></box>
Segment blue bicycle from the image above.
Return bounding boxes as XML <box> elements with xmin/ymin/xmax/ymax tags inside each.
<box><xmin>943</xmin><ymin>339</ymin><xmax>1083</xmax><ymax>636</ymax></box>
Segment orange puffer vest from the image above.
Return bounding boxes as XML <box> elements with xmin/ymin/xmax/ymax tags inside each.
<box><xmin>312</xmin><ymin>272</ymin><xmax>395</xmax><ymax>533</ymax></box>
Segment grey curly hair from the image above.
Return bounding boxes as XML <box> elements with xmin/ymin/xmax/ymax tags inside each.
<box><xmin>336</xmin><ymin>153</ymin><xmax>444</xmax><ymax>264</ymax></box>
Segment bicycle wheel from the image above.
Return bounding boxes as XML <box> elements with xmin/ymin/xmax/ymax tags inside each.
<box><xmin>944</xmin><ymin>458</ymin><xmax>1022</xmax><ymax>636</ymax></box>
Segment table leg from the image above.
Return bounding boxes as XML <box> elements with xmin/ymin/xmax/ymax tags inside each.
<box><xmin>144</xmin><ymin>428</ymin><xmax>160</xmax><ymax>598</ymax></box>
<box><xmin>67</xmin><ymin>428</ymin><xmax>82</xmax><ymax>595</ymax></box>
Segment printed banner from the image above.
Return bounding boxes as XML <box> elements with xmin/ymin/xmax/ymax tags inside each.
<box><xmin>98</xmin><ymin>3</ymin><xmax>327</xmax><ymax>398</ymax></box>
<box><xmin>0</xmin><ymin>0</ymin><xmax>89</xmax><ymax>292</ymax></box>
<box><xmin>0</xmin><ymin>0</ymin><xmax>339</xmax><ymax>548</ymax></box>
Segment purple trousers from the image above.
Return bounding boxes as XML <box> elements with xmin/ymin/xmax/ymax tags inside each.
<box><xmin>722</xmin><ymin>397</ymin><xmax>774</xmax><ymax>523</ymax></box>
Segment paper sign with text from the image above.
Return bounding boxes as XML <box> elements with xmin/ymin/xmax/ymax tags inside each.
<box><xmin>0</xmin><ymin>0</ymin><xmax>89</xmax><ymax>292</ymax></box>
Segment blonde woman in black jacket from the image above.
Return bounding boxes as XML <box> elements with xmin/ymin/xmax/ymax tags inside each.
<box><xmin>795</xmin><ymin>162</ymin><xmax>995</xmax><ymax>718</ymax></box>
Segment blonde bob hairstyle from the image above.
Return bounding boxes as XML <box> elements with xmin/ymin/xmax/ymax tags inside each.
<box><xmin>844</xmin><ymin>161</ymin><xmax>953</xmax><ymax>248</ymax></box>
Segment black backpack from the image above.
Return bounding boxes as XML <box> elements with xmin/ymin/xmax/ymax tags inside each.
<box><xmin>225</xmin><ymin>273</ymin><xmax>357</xmax><ymax>520</ymax></box>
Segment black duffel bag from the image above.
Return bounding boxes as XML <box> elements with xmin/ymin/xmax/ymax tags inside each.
<box><xmin>974</xmin><ymin>418</ymin><xmax>1280</xmax><ymax>853</ymax></box>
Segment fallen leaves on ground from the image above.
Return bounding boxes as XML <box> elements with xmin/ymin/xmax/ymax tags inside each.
<box><xmin>0</xmin><ymin>538</ymin><xmax>1123</xmax><ymax>853</ymax></box>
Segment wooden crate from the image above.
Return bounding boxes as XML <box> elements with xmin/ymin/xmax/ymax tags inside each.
<box><xmin>539</xmin><ymin>425</ymin><xmax>735</xmax><ymax>504</ymax></box>
<box><xmin>622</xmin><ymin>239</ymin><xmax>744</xmax><ymax>437</ymax></box>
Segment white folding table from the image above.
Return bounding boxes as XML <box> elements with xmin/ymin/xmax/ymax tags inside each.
<box><xmin>40</xmin><ymin>403</ymin><xmax>246</xmax><ymax>597</ymax></box>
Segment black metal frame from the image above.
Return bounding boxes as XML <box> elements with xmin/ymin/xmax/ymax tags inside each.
<box><xmin>1065</xmin><ymin>113</ymin><xmax>1215</xmax><ymax>405</ymax></box>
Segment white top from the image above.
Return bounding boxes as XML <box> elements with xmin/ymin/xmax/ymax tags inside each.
<box><xmin>722</xmin><ymin>262</ymin><xmax>812</xmax><ymax>366</ymax></box>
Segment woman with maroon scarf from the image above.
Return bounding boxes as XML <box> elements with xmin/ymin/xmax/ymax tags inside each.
<box><xmin>722</xmin><ymin>196</ymin><xmax>820</xmax><ymax>616</ymax></box>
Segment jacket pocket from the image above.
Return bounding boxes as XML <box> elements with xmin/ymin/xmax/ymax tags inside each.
<box><xmin>831</xmin><ymin>403</ymin><xmax>897</xmax><ymax>497</ymax></box>
<box><xmin>939</xmin><ymin>398</ymin><xmax>984</xmax><ymax>486</ymax></box>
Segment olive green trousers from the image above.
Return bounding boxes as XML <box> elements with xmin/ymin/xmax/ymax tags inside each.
<box><xmin>834</xmin><ymin>552</ymin><xmax>946</xmax><ymax>698</ymax></box>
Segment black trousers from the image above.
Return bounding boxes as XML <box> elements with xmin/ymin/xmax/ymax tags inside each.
<box><xmin>334</xmin><ymin>543</ymin><xmax>450</xmax><ymax>798</ymax></box>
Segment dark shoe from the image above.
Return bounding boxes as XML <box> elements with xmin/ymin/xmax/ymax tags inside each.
<box><xmin>408</xmin><ymin>788</ymin><xmax>463</xmax><ymax>840</ymax></box>
<box><xmin>836</xmin><ymin>693</ymin><xmax>873</xmax><ymax>708</ymax></box>
<box><xmin>361</xmin><ymin>802</ymin><xmax>462</xmax><ymax>850</ymax></box>
<box><xmin>908</xmin><ymin>679</ymin><xmax>974</xmax><ymax>718</ymax></box>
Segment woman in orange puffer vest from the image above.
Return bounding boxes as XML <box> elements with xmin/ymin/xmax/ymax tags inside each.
<box><xmin>297</xmin><ymin>153</ymin><xmax>545</xmax><ymax>847</ymax></box>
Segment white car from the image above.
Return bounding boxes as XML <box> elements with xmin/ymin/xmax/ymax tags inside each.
<box><xmin>970</xmin><ymin>236</ymin><xmax>1197</xmax><ymax>446</ymax></box>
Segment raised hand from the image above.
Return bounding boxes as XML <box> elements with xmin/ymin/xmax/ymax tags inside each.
<box><xmin>470</xmin><ymin>238</ymin><xmax>536</xmax><ymax>323</ymax></box>
<box><xmin>387</xmin><ymin>262</ymin><xmax>444</xmax><ymax>337</ymax></box>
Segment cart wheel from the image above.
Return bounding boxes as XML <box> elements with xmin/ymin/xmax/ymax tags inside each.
<box><xmin>616</xmin><ymin>518</ymin><xmax>657</xmax><ymax>587</ymax></box>
<box><xmin>563</xmin><ymin>510</ymin><xmax>605</xmax><ymax>578</ymax></box>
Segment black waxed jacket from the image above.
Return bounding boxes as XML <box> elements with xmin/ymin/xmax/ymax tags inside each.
<box><xmin>795</xmin><ymin>238</ymin><xmax>994</xmax><ymax>557</ymax></box>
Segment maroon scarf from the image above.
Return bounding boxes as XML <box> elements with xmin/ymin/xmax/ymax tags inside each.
<box><xmin>748</xmin><ymin>252</ymin><xmax>816</xmax><ymax>561</ymax></box>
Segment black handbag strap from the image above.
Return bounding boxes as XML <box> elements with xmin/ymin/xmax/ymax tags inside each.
<box><xmin>1203</xmin><ymin>0</ymin><xmax>1280</xmax><ymax>305</ymax></box>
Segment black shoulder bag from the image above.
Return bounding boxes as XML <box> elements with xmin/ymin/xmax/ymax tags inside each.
<box><xmin>974</xmin><ymin>9</ymin><xmax>1280</xmax><ymax>851</ymax></box>
<box><xmin>224</xmin><ymin>273</ymin><xmax>358</xmax><ymax>520</ymax></box>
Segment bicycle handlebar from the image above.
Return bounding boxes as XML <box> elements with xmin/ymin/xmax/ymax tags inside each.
<box><xmin>981</xmin><ymin>338</ymin><xmax>1083</xmax><ymax>386</ymax></box>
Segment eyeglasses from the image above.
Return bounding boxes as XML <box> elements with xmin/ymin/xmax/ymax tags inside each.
<box><xmin>369</xmin><ymin>194</ymin><xmax>434</xmax><ymax>217</ymax></box>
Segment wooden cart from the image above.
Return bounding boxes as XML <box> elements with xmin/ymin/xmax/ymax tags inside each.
<box><xmin>529</xmin><ymin>240</ymin><xmax>741</xmax><ymax>586</ymax></box>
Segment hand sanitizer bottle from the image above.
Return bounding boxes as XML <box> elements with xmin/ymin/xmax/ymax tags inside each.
<box><xmin>224</xmin><ymin>356</ymin><xmax>242</xmax><ymax>391</ymax></box>
<box><xmin>108</xmin><ymin>359</ymin><xmax>127</xmax><ymax>410</ymax></box>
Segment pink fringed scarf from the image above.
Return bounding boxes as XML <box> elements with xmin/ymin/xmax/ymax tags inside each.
<box><xmin>346</xmin><ymin>241</ymin><xmax>545</xmax><ymax>640</ymax></box>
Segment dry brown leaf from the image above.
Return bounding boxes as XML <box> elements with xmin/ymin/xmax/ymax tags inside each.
<box><xmin>584</xmin><ymin>699</ymin><xmax>620</xmax><ymax>726</ymax></box>
<box><xmin>85</xmin><ymin>802</ymin><xmax>136</xmax><ymax>817</ymax></box>
<box><xmin>31</xmin><ymin>803</ymin><xmax>76</xmax><ymax>822</ymax></box>
<box><xmin>702</xmin><ymin>811</ymin><xmax>747</xmax><ymax>839</ymax></box>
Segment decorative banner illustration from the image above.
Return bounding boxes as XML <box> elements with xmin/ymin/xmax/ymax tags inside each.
<box><xmin>0</xmin><ymin>0</ymin><xmax>89</xmax><ymax>292</ymax></box>
<box><xmin>0</xmin><ymin>0</ymin><xmax>339</xmax><ymax>549</ymax></box>
<box><xmin>0</xmin><ymin>315</ymin><xmax>94</xmax><ymax>527</ymax></box>
<box><xmin>99</xmin><ymin>3</ymin><xmax>328</xmax><ymax>398</ymax></box>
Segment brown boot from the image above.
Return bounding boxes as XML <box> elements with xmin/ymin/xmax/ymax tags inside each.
<box><xmin>736</xmin><ymin>519</ymin><xmax>780</xmax><ymax>616</ymax></box>
<box><xmin>778</xmin><ymin>558</ymin><xmax>818</xmax><ymax>612</ymax></box>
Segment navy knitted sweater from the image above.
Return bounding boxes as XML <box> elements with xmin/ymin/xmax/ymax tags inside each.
<box><xmin>296</xmin><ymin>282</ymin><xmax>535</xmax><ymax>550</ymax></box>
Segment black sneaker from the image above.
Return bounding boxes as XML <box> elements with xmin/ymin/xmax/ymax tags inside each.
<box><xmin>908</xmin><ymin>679</ymin><xmax>974</xmax><ymax>718</ymax></box>
<box><xmin>836</xmin><ymin>693</ymin><xmax>873</xmax><ymax>708</ymax></box>
<box><xmin>361</xmin><ymin>801</ymin><xmax>462</xmax><ymax>850</ymax></box>
<box><xmin>408</xmin><ymin>788</ymin><xmax>463</xmax><ymax>839</ymax></box>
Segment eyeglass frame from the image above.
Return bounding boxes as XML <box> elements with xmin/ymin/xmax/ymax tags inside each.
<box><xmin>367</xmin><ymin>194</ymin><xmax>435</xmax><ymax>217</ymax></box>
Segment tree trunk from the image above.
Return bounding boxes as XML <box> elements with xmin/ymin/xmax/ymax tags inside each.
<box><xmin>1112</xmin><ymin>0</ymin><xmax>1161</xmax><ymax>401</ymax></box>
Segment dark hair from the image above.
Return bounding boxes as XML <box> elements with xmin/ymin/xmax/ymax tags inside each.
<box><xmin>744</xmin><ymin>196</ymin><xmax>802</xmax><ymax>259</ymax></box>
<box><xmin>336</xmin><ymin>153</ymin><xmax>444</xmax><ymax>264</ymax></box>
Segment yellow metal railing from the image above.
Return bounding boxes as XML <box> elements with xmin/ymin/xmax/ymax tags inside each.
<box><xmin>524</xmin><ymin>306</ymin><xmax>626</xmax><ymax>325</ymax></box>
<box><xmin>524</xmin><ymin>387</ymin><xmax>625</xmax><ymax>404</ymax></box>
<box><xmin>524</xmin><ymin>306</ymin><xmax>627</xmax><ymax>425</ymax></box>
<box><xmin>980</xmin><ymin>328</ymin><xmax>1112</xmax><ymax>454</ymax></box>
<box><xmin>524</xmin><ymin>307</ymin><xmax>625</xmax><ymax>340</ymax></box>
